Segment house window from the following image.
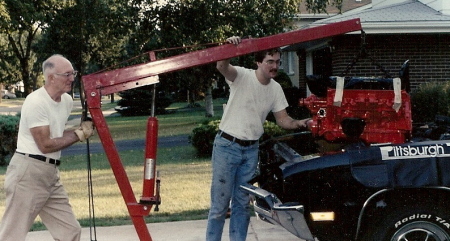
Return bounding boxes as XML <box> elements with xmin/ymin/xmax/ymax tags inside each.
<box><xmin>282</xmin><ymin>51</ymin><xmax>295</xmax><ymax>75</ymax></box>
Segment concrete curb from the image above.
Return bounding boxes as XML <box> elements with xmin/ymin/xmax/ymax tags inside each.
<box><xmin>25</xmin><ymin>217</ymin><xmax>305</xmax><ymax>241</ymax></box>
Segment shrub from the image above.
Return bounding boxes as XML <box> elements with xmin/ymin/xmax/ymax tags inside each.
<box><xmin>115</xmin><ymin>85</ymin><xmax>173</xmax><ymax>116</ymax></box>
<box><xmin>274</xmin><ymin>71</ymin><xmax>293</xmax><ymax>89</ymax></box>
<box><xmin>260</xmin><ymin>120</ymin><xmax>289</xmax><ymax>141</ymax></box>
<box><xmin>189</xmin><ymin>119</ymin><xmax>288</xmax><ymax>156</ymax></box>
<box><xmin>411</xmin><ymin>81</ymin><xmax>450</xmax><ymax>123</ymax></box>
<box><xmin>189</xmin><ymin>119</ymin><xmax>220</xmax><ymax>156</ymax></box>
<box><xmin>0</xmin><ymin>115</ymin><xmax>20</xmax><ymax>166</ymax></box>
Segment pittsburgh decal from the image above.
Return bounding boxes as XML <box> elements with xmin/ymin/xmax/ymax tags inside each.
<box><xmin>380</xmin><ymin>143</ymin><xmax>450</xmax><ymax>160</ymax></box>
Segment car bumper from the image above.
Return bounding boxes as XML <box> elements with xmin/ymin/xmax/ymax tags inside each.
<box><xmin>240</xmin><ymin>184</ymin><xmax>314</xmax><ymax>241</ymax></box>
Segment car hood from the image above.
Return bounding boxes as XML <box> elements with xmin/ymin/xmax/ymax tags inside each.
<box><xmin>281</xmin><ymin>140</ymin><xmax>450</xmax><ymax>189</ymax></box>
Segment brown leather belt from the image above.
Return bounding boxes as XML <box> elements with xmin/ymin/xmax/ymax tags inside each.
<box><xmin>218</xmin><ymin>130</ymin><xmax>258</xmax><ymax>147</ymax></box>
<box><xmin>16</xmin><ymin>151</ymin><xmax>60</xmax><ymax>166</ymax></box>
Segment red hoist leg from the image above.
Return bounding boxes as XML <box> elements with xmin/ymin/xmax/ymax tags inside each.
<box><xmin>88</xmin><ymin>107</ymin><xmax>155</xmax><ymax>241</ymax></box>
<box><xmin>141</xmin><ymin>117</ymin><xmax>160</xmax><ymax>206</ymax></box>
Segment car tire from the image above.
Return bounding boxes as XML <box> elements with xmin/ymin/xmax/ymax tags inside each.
<box><xmin>361</xmin><ymin>205</ymin><xmax>450</xmax><ymax>241</ymax></box>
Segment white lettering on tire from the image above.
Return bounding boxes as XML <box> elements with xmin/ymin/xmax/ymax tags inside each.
<box><xmin>394</xmin><ymin>214</ymin><xmax>450</xmax><ymax>229</ymax></box>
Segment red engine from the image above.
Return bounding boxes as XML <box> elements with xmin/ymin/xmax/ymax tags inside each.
<box><xmin>300</xmin><ymin>74</ymin><xmax>412</xmax><ymax>151</ymax></box>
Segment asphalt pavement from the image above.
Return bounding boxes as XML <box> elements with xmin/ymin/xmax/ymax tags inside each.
<box><xmin>62</xmin><ymin>107</ymin><xmax>191</xmax><ymax>155</ymax></box>
<box><xmin>62</xmin><ymin>134</ymin><xmax>190</xmax><ymax>155</ymax></box>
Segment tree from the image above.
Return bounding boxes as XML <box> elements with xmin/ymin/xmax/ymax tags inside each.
<box><xmin>36</xmin><ymin>0</ymin><xmax>143</xmax><ymax>102</ymax></box>
<box><xmin>0</xmin><ymin>0</ymin><xmax>66</xmax><ymax>95</ymax></box>
<box><xmin>115</xmin><ymin>85</ymin><xmax>173</xmax><ymax>116</ymax></box>
<box><xmin>0</xmin><ymin>34</ymin><xmax>21</xmax><ymax>87</ymax></box>
<box><xmin>0</xmin><ymin>0</ymin><xmax>343</xmax><ymax>98</ymax></box>
<box><xmin>0</xmin><ymin>0</ymin><xmax>145</xmax><ymax>98</ymax></box>
<box><xmin>0</xmin><ymin>1</ymin><xmax>17</xmax><ymax>91</ymax></box>
<box><xmin>137</xmin><ymin>0</ymin><xmax>300</xmax><ymax>116</ymax></box>
<box><xmin>134</xmin><ymin>0</ymin><xmax>344</xmax><ymax>117</ymax></box>
<box><xmin>305</xmin><ymin>0</ymin><xmax>344</xmax><ymax>13</ymax></box>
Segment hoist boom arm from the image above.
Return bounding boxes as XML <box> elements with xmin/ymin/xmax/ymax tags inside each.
<box><xmin>80</xmin><ymin>18</ymin><xmax>362</xmax><ymax>241</ymax></box>
<box><xmin>82</xmin><ymin>19</ymin><xmax>361</xmax><ymax>108</ymax></box>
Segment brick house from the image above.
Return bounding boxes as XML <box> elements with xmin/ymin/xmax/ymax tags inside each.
<box><xmin>282</xmin><ymin>0</ymin><xmax>450</xmax><ymax>97</ymax></box>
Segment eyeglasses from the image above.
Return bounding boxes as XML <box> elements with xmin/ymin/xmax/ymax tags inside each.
<box><xmin>55</xmin><ymin>71</ymin><xmax>78</xmax><ymax>78</ymax></box>
<box><xmin>264</xmin><ymin>60</ymin><xmax>282</xmax><ymax>66</ymax></box>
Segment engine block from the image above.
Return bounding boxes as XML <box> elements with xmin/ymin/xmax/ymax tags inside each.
<box><xmin>300</xmin><ymin>78</ymin><xmax>412</xmax><ymax>145</ymax></box>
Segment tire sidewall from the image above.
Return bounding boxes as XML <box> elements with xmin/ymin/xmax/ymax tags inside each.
<box><xmin>364</xmin><ymin>206</ymin><xmax>450</xmax><ymax>241</ymax></box>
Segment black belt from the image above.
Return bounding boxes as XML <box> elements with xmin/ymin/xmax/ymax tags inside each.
<box><xmin>218</xmin><ymin>130</ymin><xmax>258</xmax><ymax>147</ymax></box>
<box><xmin>16</xmin><ymin>152</ymin><xmax>60</xmax><ymax>166</ymax></box>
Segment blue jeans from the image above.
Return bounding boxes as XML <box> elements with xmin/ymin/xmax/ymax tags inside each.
<box><xmin>206</xmin><ymin>134</ymin><xmax>259</xmax><ymax>241</ymax></box>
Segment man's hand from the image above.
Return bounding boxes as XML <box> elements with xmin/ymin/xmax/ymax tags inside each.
<box><xmin>226</xmin><ymin>36</ymin><xmax>241</xmax><ymax>45</ymax></box>
<box><xmin>74</xmin><ymin>121</ymin><xmax>94</xmax><ymax>142</ymax></box>
<box><xmin>296</xmin><ymin>118</ymin><xmax>312</xmax><ymax>129</ymax></box>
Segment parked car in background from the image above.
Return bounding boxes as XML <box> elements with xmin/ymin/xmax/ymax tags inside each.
<box><xmin>1</xmin><ymin>90</ymin><xmax>16</xmax><ymax>99</ymax></box>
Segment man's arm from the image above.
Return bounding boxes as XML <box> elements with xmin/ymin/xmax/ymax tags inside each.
<box><xmin>273</xmin><ymin>109</ymin><xmax>311</xmax><ymax>130</ymax></box>
<box><xmin>30</xmin><ymin>126</ymin><xmax>80</xmax><ymax>154</ymax></box>
<box><xmin>217</xmin><ymin>59</ymin><xmax>237</xmax><ymax>82</ymax></box>
<box><xmin>216</xmin><ymin>36</ymin><xmax>241</xmax><ymax>82</ymax></box>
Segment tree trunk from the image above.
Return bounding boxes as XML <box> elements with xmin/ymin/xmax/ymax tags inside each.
<box><xmin>205</xmin><ymin>86</ymin><xmax>214</xmax><ymax>117</ymax></box>
<box><xmin>186</xmin><ymin>90</ymin><xmax>190</xmax><ymax>104</ymax></box>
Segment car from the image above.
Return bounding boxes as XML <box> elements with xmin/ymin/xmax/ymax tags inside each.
<box><xmin>243</xmin><ymin>136</ymin><xmax>450</xmax><ymax>241</ymax></box>
<box><xmin>241</xmin><ymin>62</ymin><xmax>450</xmax><ymax>241</ymax></box>
<box><xmin>1</xmin><ymin>90</ymin><xmax>17</xmax><ymax>99</ymax></box>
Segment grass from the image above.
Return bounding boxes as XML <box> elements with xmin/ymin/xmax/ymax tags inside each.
<box><xmin>81</xmin><ymin>99</ymin><xmax>222</xmax><ymax>142</ymax></box>
<box><xmin>60</xmin><ymin>146</ymin><xmax>212</xmax><ymax>229</ymax></box>
<box><xmin>99</xmin><ymin>109</ymin><xmax>210</xmax><ymax>141</ymax></box>
<box><xmin>0</xmin><ymin>98</ymin><xmax>227</xmax><ymax>231</ymax></box>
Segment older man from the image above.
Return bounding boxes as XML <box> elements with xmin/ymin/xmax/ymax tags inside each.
<box><xmin>0</xmin><ymin>54</ymin><xmax>94</xmax><ymax>241</ymax></box>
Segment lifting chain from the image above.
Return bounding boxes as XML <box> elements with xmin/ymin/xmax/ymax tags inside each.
<box><xmin>341</xmin><ymin>30</ymin><xmax>392</xmax><ymax>78</ymax></box>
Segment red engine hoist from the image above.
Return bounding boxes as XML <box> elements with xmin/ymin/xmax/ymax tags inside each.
<box><xmin>81</xmin><ymin>18</ymin><xmax>362</xmax><ymax>241</ymax></box>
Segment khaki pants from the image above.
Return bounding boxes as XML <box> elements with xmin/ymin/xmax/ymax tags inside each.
<box><xmin>0</xmin><ymin>153</ymin><xmax>81</xmax><ymax>241</ymax></box>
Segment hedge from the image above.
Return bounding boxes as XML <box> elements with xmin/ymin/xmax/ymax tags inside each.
<box><xmin>189</xmin><ymin>119</ymin><xmax>288</xmax><ymax>156</ymax></box>
<box><xmin>0</xmin><ymin>115</ymin><xmax>20</xmax><ymax>166</ymax></box>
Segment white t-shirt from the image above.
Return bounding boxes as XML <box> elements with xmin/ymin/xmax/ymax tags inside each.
<box><xmin>17</xmin><ymin>87</ymin><xmax>73</xmax><ymax>159</ymax></box>
<box><xmin>218</xmin><ymin>66</ymin><xmax>288</xmax><ymax>140</ymax></box>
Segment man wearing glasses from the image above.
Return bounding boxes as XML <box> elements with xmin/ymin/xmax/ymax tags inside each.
<box><xmin>0</xmin><ymin>54</ymin><xmax>94</xmax><ymax>241</ymax></box>
<box><xmin>206</xmin><ymin>37</ymin><xmax>310</xmax><ymax>241</ymax></box>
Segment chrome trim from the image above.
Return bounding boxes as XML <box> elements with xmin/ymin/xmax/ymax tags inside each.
<box><xmin>241</xmin><ymin>184</ymin><xmax>315</xmax><ymax>241</ymax></box>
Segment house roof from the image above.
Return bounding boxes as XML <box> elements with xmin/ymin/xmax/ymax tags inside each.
<box><xmin>309</xmin><ymin>0</ymin><xmax>450</xmax><ymax>34</ymax></box>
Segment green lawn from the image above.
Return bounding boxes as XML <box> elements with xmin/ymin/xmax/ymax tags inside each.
<box><xmin>0</xmin><ymin>99</ymin><xmax>227</xmax><ymax>230</ymax></box>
